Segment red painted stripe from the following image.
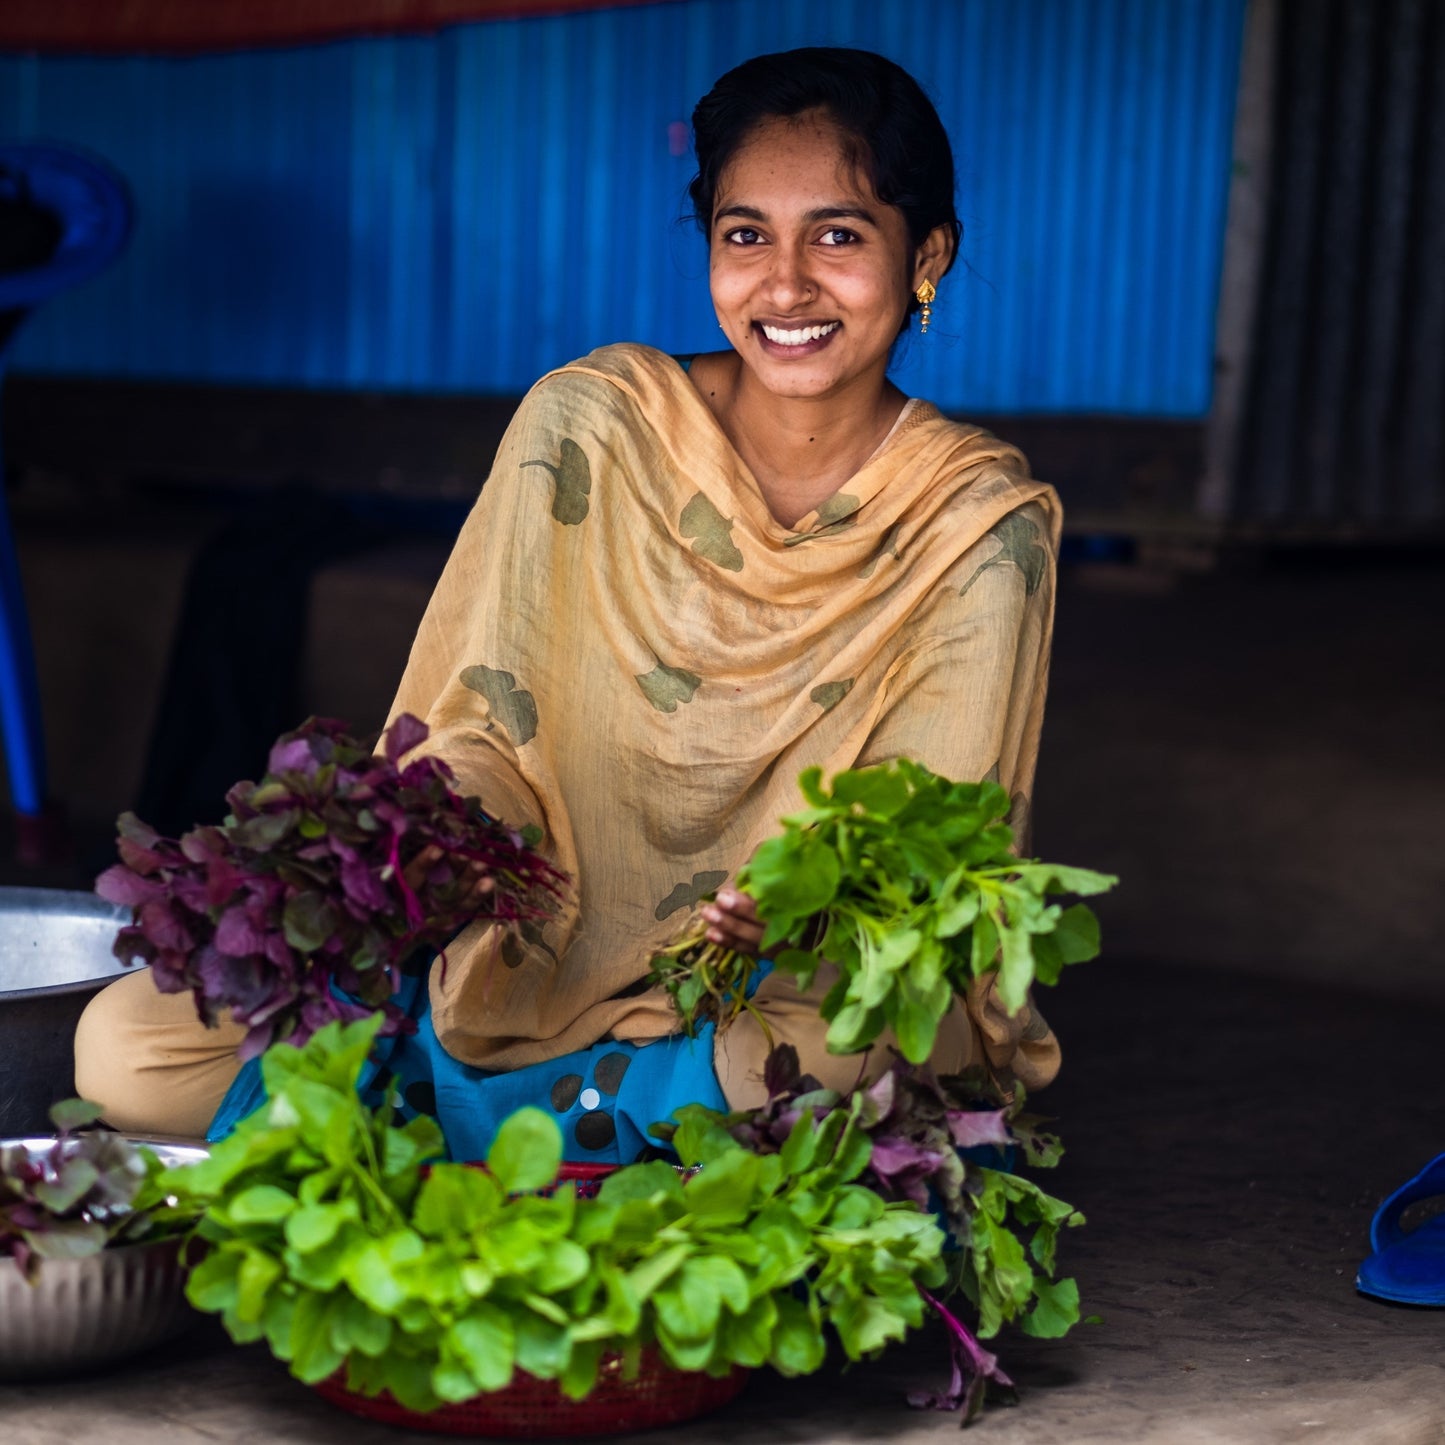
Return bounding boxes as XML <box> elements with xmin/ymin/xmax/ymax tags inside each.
<box><xmin>0</xmin><ymin>0</ymin><xmax>679</xmax><ymax>55</ymax></box>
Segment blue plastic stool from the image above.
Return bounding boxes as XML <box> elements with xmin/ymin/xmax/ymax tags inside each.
<box><xmin>0</xmin><ymin>143</ymin><xmax>131</xmax><ymax>839</ymax></box>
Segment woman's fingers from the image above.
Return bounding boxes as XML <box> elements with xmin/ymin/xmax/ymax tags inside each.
<box><xmin>701</xmin><ymin>889</ymin><xmax>767</xmax><ymax>954</ymax></box>
<box><xmin>401</xmin><ymin>844</ymin><xmax>443</xmax><ymax>891</ymax></box>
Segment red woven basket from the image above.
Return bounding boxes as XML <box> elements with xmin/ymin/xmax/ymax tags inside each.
<box><xmin>311</xmin><ymin>1163</ymin><xmax>749</xmax><ymax>1438</ymax></box>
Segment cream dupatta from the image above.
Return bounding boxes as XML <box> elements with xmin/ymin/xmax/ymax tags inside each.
<box><xmin>388</xmin><ymin>343</ymin><xmax>1063</xmax><ymax>1101</ymax></box>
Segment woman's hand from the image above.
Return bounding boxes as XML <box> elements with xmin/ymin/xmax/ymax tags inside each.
<box><xmin>402</xmin><ymin>844</ymin><xmax>496</xmax><ymax>910</ymax></box>
<box><xmin>701</xmin><ymin>888</ymin><xmax>767</xmax><ymax>956</ymax></box>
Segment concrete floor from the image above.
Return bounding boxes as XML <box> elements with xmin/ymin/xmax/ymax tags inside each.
<box><xmin>3</xmin><ymin>480</ymin><xmax>1444</xmax><ymax>1441</ymax></box>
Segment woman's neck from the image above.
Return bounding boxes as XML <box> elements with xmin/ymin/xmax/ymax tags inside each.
<box><xmin>688</xmin><ymin>352</ymin><xmax>906</xmax><ymax>528</ymax></box>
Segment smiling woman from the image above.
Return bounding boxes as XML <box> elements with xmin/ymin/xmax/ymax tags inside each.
<box><xmin>688</xmin><ymin>51</ymin><xmax>960</xmax><ymax>527</ymax></box>
<box><xmin>76</xmin><ymin>48</ymin><xmax>1063</xmax><ymax>1161</ymax></box>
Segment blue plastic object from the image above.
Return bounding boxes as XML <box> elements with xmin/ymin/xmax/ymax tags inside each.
<box><xmin>1356</xmin><ymin>1153</ymin><xmax>1445</xmax><ymax>1306</ymax></box>
<box><xmin>0</xmin><ymin>142</ymin><xmax>132</xmax><ymax>820</ymax></box>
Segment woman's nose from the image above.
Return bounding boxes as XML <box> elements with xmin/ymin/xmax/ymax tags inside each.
<box><xmin>763</xmin><ymin>243</ymin><xmax>815</xmax><ymax>308</ymax></box>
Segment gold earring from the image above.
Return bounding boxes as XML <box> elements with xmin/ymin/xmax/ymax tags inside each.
<box><xmin>915</xmin><ymin>279</ymin><xmax>936</xmax><ymax>334</ymax></box>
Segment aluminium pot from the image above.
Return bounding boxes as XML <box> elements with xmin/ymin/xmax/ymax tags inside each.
<box><xmin>0</xmin><ymin>886</ymin><xmax>132</xmax><ymax>1134</ymax></box>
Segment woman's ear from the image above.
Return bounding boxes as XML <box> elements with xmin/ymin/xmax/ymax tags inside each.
<box><xmin>912</xmin><ymin>223</ymin><xmax>957</xmax><ymax>290</ymax></box>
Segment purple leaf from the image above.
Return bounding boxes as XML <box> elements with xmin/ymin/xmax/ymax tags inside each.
<box><xmin>215</xmin><ymin>906</ymin><xmax>270</xmax><ymax>958</ymax></box>
<box><xmin>235</xmin><ymin>1022</ymin><xmax>277</xmax><ymax>1062</ymax></box>
<box><xmin>110</xmin><ymin>923</ymin><xmax>155</xmax><ymax>971</ymax></box>
<box><xmin>341</xmin><ymin>856</ymin><xmax>392</xmax><ymax>912</ymax></box>
<box><xmin>909</xmin><ymin>1289</ymin><xmax>1015</xmax><ymax>1424</ymax></box>
<box><xmin>947</xmin><ymin>1108</ymin><xmax>1012</xmax><ymax>1150</ymax></box>
<box><xmin>137</xmin><ymin>900</ymin><xmax>194</xmax><ymax>952</ymax></box>
<box><xmin>268</xmin><ymin>736</ymin><xmax>317</xmax><ymax>775</ymax></box>
<box><xmin>94</xmin><ymin>865</ymin><xmax>162</xmax><ymax>908</ymax></box>
<box><xmin>384</xmin><ymin>712</ymin><xmax>430</xmax><ymax>763</ymax></box>
<box><xmin>763</xmin><ymin>1044</ymin><xmax>802</xmax><ymax>1099</ymax></box>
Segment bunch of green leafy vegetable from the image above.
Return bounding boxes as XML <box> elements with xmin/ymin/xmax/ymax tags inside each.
<box><xmin>1</xmin><ymin>1100</ymin><xmax>200</xmax><ymax>1282</ymax></box>
<box><xmin>649</xmin><ymin>761</ymin><xmax>1116</xmax><ymax>1061</ymax></box>
<box><xmin>97</xmin><ymin>714</ymin><xmax>566</xmax><ymax>1059</ymax></box>
<box><xmin>655</xmin><ymin>1045</ymin><xmax>1083</xmax><ymax>1424</ymax></box>
<box><xmin>165</xmin><ymin>1015</ymin><xmax>952</xmax><ymax>1413</ymax></box>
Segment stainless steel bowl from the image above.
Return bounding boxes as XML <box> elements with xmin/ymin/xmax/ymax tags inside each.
<box><xmin>0</xmin><ymin>1138</ymin><xmax>207</xmax><ymax>1379</ymax></box>
<box><xmin>0</xmin><ymin>885</ymin><xmax>133</xmax><ymax>1134</ymax></box>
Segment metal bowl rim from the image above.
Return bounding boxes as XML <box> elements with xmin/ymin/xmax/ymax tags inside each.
<box><xmin>0</xmin><ymin>1136</ymin><xmax>208</xmax><ymax>1168</ymax></box>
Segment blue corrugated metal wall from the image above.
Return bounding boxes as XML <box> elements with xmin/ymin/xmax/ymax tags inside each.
<box><xmin>0</xmin><ymin>0</ymin><xmax>1246</xmax><ymax>415</ymax></box>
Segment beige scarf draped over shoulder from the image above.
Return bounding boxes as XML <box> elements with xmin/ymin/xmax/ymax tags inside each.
<box><xmin>387</xmin><ymin>343</ymin><xmax>1063</xmax><ymax>1106</ymax></box>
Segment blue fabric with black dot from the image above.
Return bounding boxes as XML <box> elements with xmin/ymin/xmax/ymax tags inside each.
<box><xmin>206</xmin><ymin>955</ymin><xmax>755</xmax><ymax>1163</ymax></box>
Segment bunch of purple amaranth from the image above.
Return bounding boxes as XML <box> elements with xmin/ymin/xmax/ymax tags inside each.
<box><xmin>680</xmin><ymin>1045</ymin><xmax>1079</xmax><ymax>1425</ymax></box>
<box><xmin>96</xmin><ymin>714</ymin><xmax>567</xmax><ymax>1060</ymax></box>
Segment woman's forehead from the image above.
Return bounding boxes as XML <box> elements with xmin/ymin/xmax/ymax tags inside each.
<box><xmin>714</xmin><ymin>113</ymin><xmax>881</xmax><ymax>216</ymax></box>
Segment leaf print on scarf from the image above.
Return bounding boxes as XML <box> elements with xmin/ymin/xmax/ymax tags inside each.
<box><xmin>636</xmin><ymin>660</ymin><xmax>701</xmax><ymax>713</ymax></box>
<box><xmin>810</xmin><ymin>679</ymin><xmax>855</xmax><ymax>712</ymax></box>
<box><xmin>679</xmin><ymin>492</ymin><xmax>744</xmax><ymax>571</ymax></box>
<box><xmin>783</xmin><ymin>492</ymin><xmax>860</xmax><ymax>546</ymax></box>
<box><xmin>500</xmin><ymin>918</ymin><xmax>559</xmax><ymax>969</ymax></box>
<box><xmin>459</xmin><ymin>664</ymin><xmax>539</xmax><ymax>744</ymax></box>
<box><xmin>654</xmin><ymin>869</ymin><xmax>730</xmax><ymax>921</ymax></box>
<box><xmin>958</xmin><ymin>511</ymin><xmax>1048</xmax><ymax>600</ymax></box>
<box><xmin>521</xmin><ymin>437</ymin><xmax>591</xmax><ymax>524</ymax></box>
<box><xmin>858</xmin><ymin>521</ymin><xmax>903</xmax><ymax>578</ymax></box>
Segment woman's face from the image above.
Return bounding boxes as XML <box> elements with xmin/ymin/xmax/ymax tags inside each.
<box><xmin>708</xmin><ymin>111</ymin><xmax>937</xmax><ymax>404</ymax></box>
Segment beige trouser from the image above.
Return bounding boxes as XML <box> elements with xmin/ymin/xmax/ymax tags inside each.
<box><xmin>74</xmin><ymin>962</ymin><xmax>1061</xmax><ymax>1138</ymax></box>
<box><xmin>74</xmin><ymin>968</ymin><xmax>246</xmax><ymax>1138</ymax></box>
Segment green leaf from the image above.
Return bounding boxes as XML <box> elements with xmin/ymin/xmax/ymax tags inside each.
<box><xmin>560</xmin><ymin>1340</ymin><xmax>604</xmax><ymax>1401</ymax></box>
<box><xmin>25</xmin><ymin>1217</ymin><xmax>107</xmax><ymax>1260</ymax></box>
<box><xmin>235</xmin><ymin>1249</ymin><xmax>282</xmax><ymax>1324</ymax></box>
<box><xmin>995</xmin><ymin>914</ymin><xmax>1036</xmax><ymax>1014</ymax></box>
<box><xmin>678</xmin><ymin>1150</ymin><xmax>760</xmax><ymax>1224</ymax></box>
<box><xmin>329</xmin><ymin>1291</ymin><xmax>394</xmax><ymax>1357</ymax></box>
<box><xmin>290</xmin><ymin>1291</ymin><xmax>346</xmax><ymax>1383</ymax></box>
<box><xmin>654</xmin><ymin>1273</ymin><xmax>719</xmax><ymax>1342</ymax></box>
<box><xmin>596</xmin><ymin>1159</ymin><xmax>686</xmax><ymax>1206</ymax></box>
<box><xmin>684</xmin><ymin>1254</ymin><xmax>751</xmax><ymax>1316</ymax></box>
<box><xmin>1049</xmin><ymin>902</ymin><xmax>1101</xmax><ymax>964</ymax></box>
<box><xmin>449</xmin><ymin>1303</ymin><xmax>516</xmax><ymax>1392</ymax></box>
<box><xmin>226</xmin><ymin>1184</ymin><xmax>297</xmax><ymax>1225</ymax></box>
<box><xmin>830</xmin><ymin>1293</ymin><xmax>909</xmax><ymax>1358</ymax></box>
<box><xmin>1014</xmin><ymin>863</ymin><xmax>1117</xmax><ymax>897</ymax></box>
<box><xmin>1021</xmin><ymin>1276</ymin><xmax>1080</xmax><ymax>1338</ymax></box>
<box><xmin>285</xmin><ymin>1200</ymin><xmax>356</xmax><ymax>1254</ymax></box>
<box><xmin>281</xmin><ymin>884</ymin><xmax>338</xmax><ymax>953</ymax></box>
<box><xmin>486</xmin><ymin>1108</ymin><xmax>563</xmax><ymax>1194</ymax></box>
<box><xmin>740</xmin><ymin>832</ymin><xmax>841</xmax><ymax>926</ymax></box>
<box><xmin>185</xmin><ymin>1245</ymin><xmax>244</xmax><ymax>1312</ymax></box>
<box><xmin>47</xmin><ymin>1098</ymin><xmax>106</xmax><ymax>1132</ymax></box>
<box><xmin>830</xmin><ymin>766</ymin><xmax>911</xmax><ymax>818</ymax></box>
<box><xmin>415</xmin><ymin>1165</ymin><xmax>501</xmax><ymax>1237</ymax></box>
<box><xmin>513</xmin><ymin>1311</ymin><xmax>572</xmax><ymax>1379</ymax></box>
<box><xmin>769</xmin><ymin>1294</ymin><xmax>826</xmax><ymax>1376</ymax></box>
<box><xmin>32</xmin><ymin>1157</ymin><xmax>101</xmax><ymax>1214</ymax></box>
<box><xmin>887</xmin><ymin>977</ymin><xmax>942</xmax><ymax>1064</ymax></box>
<box><xmin>625</xmin><ymin>1243</ymin><xmax>691</xmax><ymax>1300</ymax></box>
<box><xmin>968</xmin><ymin>910</ymin><xmax>1000</xmax><ymax>980</ymax></box>
<box><xmin>717</xmin><ymin>1295</ymin><xmax>777</xmax><ymax>1368</ymax></box>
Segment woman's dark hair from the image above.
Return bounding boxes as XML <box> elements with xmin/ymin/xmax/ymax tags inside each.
<box><xmin>688</xmin><ymin>48</ymin><xmax>960</xmax><ymax>319</ymax></box>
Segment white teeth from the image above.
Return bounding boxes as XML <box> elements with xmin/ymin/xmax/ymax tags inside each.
<box><xmin>760</xmin><ymin>321</ymin><xmax>840</xmax><ymax>346</ymax></box>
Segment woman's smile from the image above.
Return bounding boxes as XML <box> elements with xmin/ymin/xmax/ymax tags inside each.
<box><xmin>755</xmin><ymin>319</ymin><xmax>841</xmax><ymax>352</ymax></box>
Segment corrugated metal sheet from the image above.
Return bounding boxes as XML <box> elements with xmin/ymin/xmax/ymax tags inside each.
<box><xmin>1235</xmin><ymin>0</ymin><xmax>1445</xmax><ymax>524</ymax></box>
<box><xmin>0</xmin><ymin>0</ymin><xmax>1246</xmax><ymax>415</ymax></box>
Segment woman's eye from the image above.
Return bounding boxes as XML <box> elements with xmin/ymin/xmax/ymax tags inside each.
<box><xmin>723</xmin><ymin>227</ymin><xmax>762</xmax><ymax>245</ymax></box>
<box><xmin>819</xmin><ymin>228</ymin><xmax>858</xmax><ymax>246</ymax></box>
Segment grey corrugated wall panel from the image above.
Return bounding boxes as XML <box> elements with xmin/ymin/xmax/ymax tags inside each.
<box><xmin>0</xmin><ymin>0</ymin><xmax>1246</xmax><ymax>416</ymax></box>
<box><xmin>1236</xmin><ymin>0</ymin><xmax>1445</xmax><ymax>525</ymax></box>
